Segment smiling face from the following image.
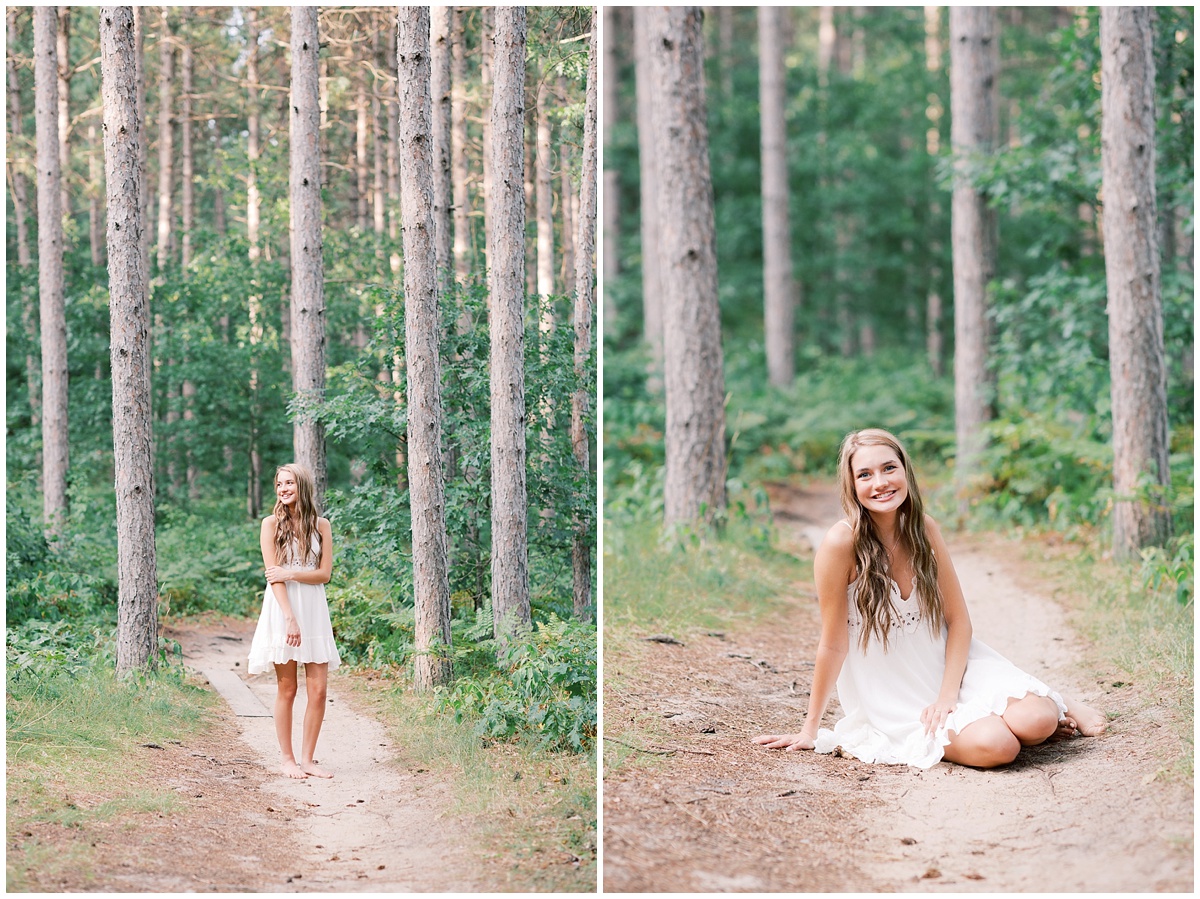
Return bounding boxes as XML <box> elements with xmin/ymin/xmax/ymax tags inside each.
<box><xmin>275</xmin><ymin>469</ymin><xmax>299</xmax><ymax>506</ymax></box>
<box><xmin>849</xmin><ymin>444</ymin><xmax>909</xmax><ymax>517</ymax></box>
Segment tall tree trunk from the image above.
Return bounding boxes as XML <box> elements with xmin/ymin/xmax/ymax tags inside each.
<box><xmin>290</xmin><ymin>7</ymin><xmax>327</xmax><ymax>510</ymax></box>
<box><xmin>397</xmin><ymin>6</ymin><xmax>453</xmax><ymax>691</ymax></box>
<box><xmin>602</xmin><ymin>5</ymin><xmax>620</xmax><ymax>301</ymax></box>
<box><xmin>371</xmin><ymin>23</ymin><xmax>385</xmax><ymax>244</ymax></box>
<box><xmin>57</xmin><ymin>7</ymin><xmax>71</xmax><ymax>226</ymax></box>
<box><xmin>246</xmin><ymin>7</ymin><xmax>263</xmax><ymax>518</ymax></box>
<box><xmin>1100</xmin><ymin>6</ymin><xmax>1171</xmax><ymax>559</ymax></box>
<box><xmin>924</xmin><ymin>5</ymin><xmax>945</xmax><ymax>377</ymax></box>
<box><xmin>480</xmin><ymin>6</ymin><xmax>494</xmax><ymax>279</ymax></box>
<box><xmin>386</xmin><ymin>15</ymin><xmax>400</xmax><ymax>275</ymax></box>
<box><xmin>430</xmin><ymin>6</ymin><xmax>453</xmax><ymax>290</ymax></box>
<box><xmin>571</xmin><ymin>13</ymin><xmax>598</xmax><ymax>622</ymax></box>
<box><xmin>634</xmin><ymin>9</ymin><xmax>663</xmax><ymax>381</ymax></box>
<box><xmin>488</xmin><ymin>6</ymin><xmax>531</xmax><ymax>643</ymax></box>
<box><xmin>8</xmin><ymin>10</ymin><xmax>33</xmax><ymax>269</ymax></box>
<box><xmin>559</xmin><ymin>74</ymin><xmax>575</xmax><ymax>293</ymax></box>
<box><xmin>8</xmin><ymin>10</ymin><xmax>40</xmax><ymax>429</ymax></box>
<box><xmin>647</xmin><ymin>7</ymin><xmax>727</xmax><ymax>531</ymax></box>
<box><xmin>154</xmin><ymin>6</ymin><xmax>173</xmax><ymax>273</ymax></box>
<box><xmin>180</xmin><ymin>7</ymin><xmax>193</xmax><ymax>270</ymax></box>
<box><xmin>35</xmin><ymin>7</ymin><xmax>69</xmax><ymax>532</ymax></box>
<box><xmin>758</xmin><ymin>6</ymin><xmax>796</xmax><ymax>387</ymax></box>
<box><xmin>451</xmin><ymin>6</ymin><xmax>471</xmax><ymax>283</ymax></box>
<box><xmin>101</xmin><ymin>5</ymin><xmax>158</xmax><ymax>676</ymax></box>
<box><xmin>949</xmin><ymin>6</ymin><xmax>999</xmax><ymax>521</ymax></box>
<box><xmin>134</xmin><ymin>7</ymin><xmax>149</xmax><ymax>277</ymax></box>
<box><xmin>355</xmin><ymin>38</ymin><xmax>369</xmax><ymax>232</ymax></box>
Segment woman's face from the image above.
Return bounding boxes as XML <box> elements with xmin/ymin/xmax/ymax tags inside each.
<box><xmin>849</xmin><ymin>444</ymin><xmax>908</xmax><ymax>516</ymax></box>
<box><xmin>276</xmin><ymin>470</ymin><xmax>298</xmax><ymax>506</ymax></box>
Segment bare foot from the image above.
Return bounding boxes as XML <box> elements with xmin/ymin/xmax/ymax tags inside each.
<box><xmin>281</xmin><ymin>760</ymin><xmax>308</xmax><ymax>779</ymax></box>
<box><xmin>300</xmin><ymin>760</ymin><xmax>334</xmax><ymax>778</ymax></box>
<box><xmin>1064</xmin><ymin>697</ymin><xmax>1107</xmax><ymax>737</ymax></box>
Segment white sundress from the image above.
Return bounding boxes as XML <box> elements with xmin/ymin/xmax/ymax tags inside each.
<box><xmin>813</xmin><ymin>575</ymin><xmax>1066</xmax><ymax>769</ymax></box>
<box><xmin>247</xmin><ymin>530</ymin><xmax>341</xmax><ymax>674</ymax></box>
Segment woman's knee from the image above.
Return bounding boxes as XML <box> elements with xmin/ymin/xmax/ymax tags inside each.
<box><xmin>947</xmin><ymin>717</ymin><xmax>1021</xmax><ymax>768</ymax></box>
<box><xmin>1004</xmin><ymin>695</ymin><xmax>1060</xmax><ymax>746</ymax></box>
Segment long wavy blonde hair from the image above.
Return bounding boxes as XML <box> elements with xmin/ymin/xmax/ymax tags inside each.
<box><xmin>272</xmin><ymin>463</ymin><xmax>320</xmax><ymax>568</ymax></box>
<box><xmin>837</xmin><ymin>429</ymin><xmax>942</xmax><ymax>652</ymax></box>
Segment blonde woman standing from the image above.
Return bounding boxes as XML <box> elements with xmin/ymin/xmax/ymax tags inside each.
<box><xmin>248</xmin><ymin>463</ymin><xmax>341</xmax><ymax>779</ymax></box>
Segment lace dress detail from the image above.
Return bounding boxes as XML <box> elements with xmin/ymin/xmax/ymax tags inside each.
<box><xmin>247</xmin><ymin>529</ymin><xmax>341</xmax><ymax>674</ymax></box>
<box><xmin>814</xmin><ymin>576</ymin><xmax>1065</xmax><ymax>768</ymax></box>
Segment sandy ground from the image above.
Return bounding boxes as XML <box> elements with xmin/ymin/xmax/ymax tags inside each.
<box><xmin>171</xmin><ymin>618</ymin><xmax>485</xmax><ymax>893</ymax></box>
<box><xmin>602</xmin><ymin>482</ymin><xmax>1193</xmax><ymax>893</ymax></box>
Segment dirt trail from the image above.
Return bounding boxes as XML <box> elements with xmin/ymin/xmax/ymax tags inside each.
<box><xmin>602</xmin><ymin>482</ymin><xmax>1192</xmax><ymax>892</ymax></box>
<box><xmin>166</xmin><ymin>618</ymin><xmax>484</xmax><ymax>893</ymax></box>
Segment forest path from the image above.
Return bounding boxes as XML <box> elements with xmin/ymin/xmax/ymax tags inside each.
<box><xmin>602</xmin><ymin>482</ymin><xmax>1192</xmax><ymax>892</ymax></box>
<box><xmin>167</xmin><ymin>618</ymin><xmax>484</xmax><ymax>893</ymax></box>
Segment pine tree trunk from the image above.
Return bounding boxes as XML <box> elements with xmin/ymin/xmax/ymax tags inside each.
<box><xmin>601</xmin><ymin>5</ymin><xmax>620</xmax><ymax>295</ymax></box>
<box><xmin>289</xmin><ymin>6</ymin><xmax>327</xmax><ymax>510</ymax></box>
<box><xmin>758</xmin><ymin>6</ymin><xmax>796</xmax><ymax>387</ymax></box>
<box><xmin>154</xmin><ymin>6</ymin><xmax>173</xmax><ymax>273</ymax></box>
<box><xmin>371</xmin><ymin>24</ymin><xmax>385</xmax><ymax>243</ymax></box>
<box><xmin>245</xmin><ymin>7</ymin><xmax>263</xmax><ymax>519</ymax></box>
<box><xmin>180</xmin><ymin>8</ymin><xmax>193</xmax><ymax>270</ymax></box>
<box><xmin>385</xmin><ymin>17</ymin><xmax>400</xmax><ymax>274</ymax></box>
<box><xmin>246</xmin><ymin>8</ymin><xmax>260</xmax><ymax>261</ymax></box>
<box><xmin>949</xmin><ymin>6</ymin><xmax>999</xmax><ymax>520</ymax></box>
<box><xmin>558</xmin><ymin>75</ymin><xmax>575</xmax><ymax>293</ymax></box>
<box><xmin>480</xmin><ymin>7</ymin><xmax>494</xmax><ymax>278</ymax></box>
<box><xmin>488</xmin><ymin>6</ymin><xmax>531</xmax><ymax>643</ymax></box>
<box><xmin>634</xmin><ymin>9</ymin><xmax>663</xmax><ymax>381</ymax></box>
<box><xmin>1100</xmin><ymin>6</ymin><xmax>1171</xmax><ymax>559</ymax></box>
<box><xmin>430</xmin><ymin>6</ymin><xmax>453</xmax><ymax>290</ymax></box>
<box><xmin>397</xmin><ymin>6</ymin><xmax>453</xmax><ymax>691</ymax></box>
<box><xmin>355</xmin><ymin>42</ymin><xmax>369</xmax><ymax>232</ymax></box>
<box><xmin>647</xmin><ymin>7</ymin><xmax>728</xmax><ymax>532</ymax></box>
<box><xmin>451</xmin><ymin>7</ymin><xmax>471</xmax><ymax>284</ymax></box>
<box><xmin>35</xmin><ymin>7</ymin><xmax>70</xmax><ymax>531</ymax></box>
<box><xmin>571</xmin><ymin>13</ymin><xmax>598</xmax><ymax>622</ymax></box>
<box><xmin>88</xmin><ymin>121</ymin><xmax>105</xmax><ymax>266</ymax></box>
<box><xmin>8</xmin><ymin>11</ymin><xmax>32</xmax><ymax>269</ymax></box>
<box><xmin>924</xmin><ymin>5</ymin><xmax>945</xmax><ymax>377</ymax></box>
<box><xmin>57</xmin><ymin>7</ymin><xmax>71</xmax><ymax>226</ymax></box>
<box><xmin>134</xmin><ymin>7</ymin><xmax>149</xmax><ymax>276</ymax></box>
<box><xmin>101</xmin><ymin>5</ymin><xmax>159</xmax><ymax>676</ymax></box>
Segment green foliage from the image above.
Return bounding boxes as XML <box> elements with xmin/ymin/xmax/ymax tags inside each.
<box><xmin>437</xmin><ymin>613</ymin><xmax>597</xmax><ymax>753</ymax></box>
<box><xmin>1139</xmin><ymin>534</ymin><xmax>1195</xmax><ymax>608</ymax></box>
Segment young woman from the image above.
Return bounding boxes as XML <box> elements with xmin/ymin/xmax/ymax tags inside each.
<box><xmin>248</xmin><ymin>463</ymin><xmax>341</xmax><ymax>779</ymax></box>
<box><xmin>754</xmin><ymin>428</ymin><xmax>1105</xmax><ymax>769</ymax></box>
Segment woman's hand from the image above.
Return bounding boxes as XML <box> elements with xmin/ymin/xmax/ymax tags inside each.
<box><xmin>752</xmin><ymin>732</ymin><xmax>816</xmax><ymax>751</ymax></box>
<box><xmin>265</xmin><ymin>566</ymin><xmax>292</xmax><ymax>585</ymax></box>
<box><xmin>920</xmin><ymin>699</ymin><xmax>956</xmax><ymax>735</ymax></box>
<box><xmin>284</xmin><ymin>615</ymin><xmax>301</xmax><ymax>647</ymax></box>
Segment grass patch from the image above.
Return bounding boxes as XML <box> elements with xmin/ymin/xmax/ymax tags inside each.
<box><xmin>6</xmin><ymin>658</ymin><xmax>215</xmax><ymax>891</ymax></box>
<box><xmin>347</xmin><ymin>673</ymin><xmax>596</xmax><ymax>892</ymax></box>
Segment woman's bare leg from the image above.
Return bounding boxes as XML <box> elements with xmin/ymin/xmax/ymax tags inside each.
<box><xmin>273</xmin><ymin>661</ymin><xmax>306</xmax><ymax>778</ymax></box>
<box><xmin>1002</xmin><ymin>694</ymin><xmax>1061</xmax><ymax>747</ymax></box>
<box><xmin>942</xmin><ymin>714</ymin><xmax>1021</xmax><ymax>768</ymax></box>
<box><xmin>300</xmin><ymin>662</ymin><xmax>333</xmax><ymax>778</ymax></box>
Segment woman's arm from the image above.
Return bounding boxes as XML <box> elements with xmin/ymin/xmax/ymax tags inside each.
<box><xmin>261</xmin><ymin>517</ymin><xmax>301</xmax><ymax>647</ymax></box>
<box><xmin>754</xmin><ymin>523</ymin><xmax>853</xmax><ymax>750</ymax></box>
<box><xmin>265</xmin><ymin>518</ymin><xmax>334</xmax><ymax>586</ymax></box>
<box><xmin>920</xmin><ymin>515</ymin><xmax>972</xmax><ymax>735</ymax></box>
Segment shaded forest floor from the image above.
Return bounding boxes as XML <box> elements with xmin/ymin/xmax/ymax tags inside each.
<box><xmin>602</xmin><ymin>482</ymin><xmax>1193</xmax><ymax>892</ymax></box>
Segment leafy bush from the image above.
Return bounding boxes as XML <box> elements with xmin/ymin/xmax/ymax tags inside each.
<box><xmin>438</xmin><ymin>613</ymin><xmax>597</xmax><ymax>753</ymax></box>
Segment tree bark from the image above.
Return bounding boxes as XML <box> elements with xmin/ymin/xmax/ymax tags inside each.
<box><xmin>758</xmin><ymin>6</ymin><xmax>796</xmax><ymax>387</ymax></box>
<box><xmin>430</xmin><ymin>6</ymin><xmax>453</xmax><ymax>289</ymax></box>
<box><xmin>571</xmin><ymin>13</ymin><xmax>598</xmax><ymax>622</ymax></box>
<box><xmin>7</xmin><ymin>10</ymin><xmax>33</xmax><ymax>269</ymax></box>
<box><xmin>385</xmin><ymin>13</ymin><xmax>400</xmax><ymax>274</ymax></box>
<box><xmin>245</xmin><ymin>7</ymin><xmax>264</xmax><ymax>518</ymax></box>
<box><xmin>397</xmin><ymin>7</ymin><xmax>454</xmax><ymax>690</ymax></box>
<box><xmin>355</xmin><ymin>37</ymin><xmax>369</xmax><ymax>232</ymax></box>
<box><xmin>290</xmin><ymin>7</ymin><xmax>327</xmax><ymax>509</ymax></box>
<box><xmin>35</xmin><ymin>7</ymin><xmax>70</xmax><ymax>531</ymax></box>
<box><xmin>57</xmin><ymin>7</ymin><xmax>71</xmax><ymax>225</ymax></box>
<box><xmin>101</xmin><ymin>5</ymin><xmax>159</xmax><ymax>675</ymax></box>
<box><xmin>647</xmin><ymin>7</ymin><xmax>728</xmax><ymax>532</ymax></box>
<box><xmin>949</xmin><ymin>6</ymin><xmax>999</xmax><ymax>520</ymax></box>
<box><xmin>246</xmin><ymin>7</ymin><xmax>261</xmax><ymax>261</ymax></box>
<box><xmin>924</xmin><ymin>5</ymin><xmax>945</xmax><ymax>377</ymax></box>
<box><xmin>536</xmin><ymin>76</ymin><xmax>555</xmax><ymax>301</ymax></box>
<box><xmin>1100</xmin><ymin>6</ymin><xmax>1171</xmax><ymax>559</ymax></box>
<box><xmin>634</xmin><ymin>9</ymin><xmax>663</xmax><ymax>381</ymax></box>
<box><xmin>451</xmin><ymin>6</ymin><xmax>471</xmax><ymax>283</ymax></box>
<box><xmin>134</xmin><ymin>7</ymin><xmax>149</xmax><ymax>276</ymax></box>
<box><xmin>180</xmin><ymin>7</ymin><xmax>193</xmax><ymax>270</ymax></box>
<box><xmin>154</xmin><ymin>6</ymin><xmax>173</xmax><ymax>273</ymax></box>
<box><xmin>480</xmin><ymin>6</ymin><xmax>494</xmax><ymax>279</ymax></box>
<box><xmin>488</xmin><ymin>6</ymin><xmax>532</xmax><ymax>643</ymax></box>
<box><xmin>371</xmin><ymin>23</ymin><xmax>385</xmax><ymax>243</ymax></box>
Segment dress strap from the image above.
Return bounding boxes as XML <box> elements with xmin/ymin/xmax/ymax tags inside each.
<box><xmin>838</xmin><ymin>519</ymin><xmax>852</xmax><ymax>530</ymax></box>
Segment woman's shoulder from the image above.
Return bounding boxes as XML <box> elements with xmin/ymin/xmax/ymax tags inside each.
<box><xmin>261</xmin><ymin>514</ymin><xmax>279</xmax><ymax>531</ymax></box>
<box><xmin>821</xmin><ymin>519</ymin><xmax>855</xmax><ymax>550</ymax></box>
